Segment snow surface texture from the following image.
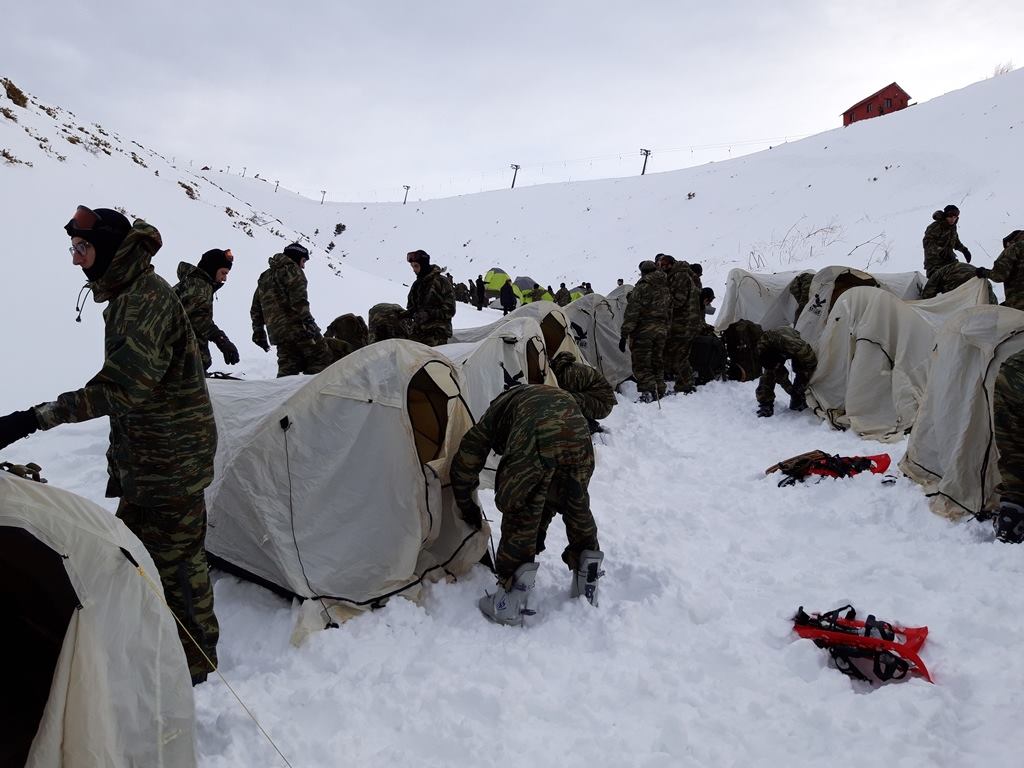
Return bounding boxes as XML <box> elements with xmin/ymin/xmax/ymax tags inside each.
<box><xmin>2</xmin><ymin>71</ymin><xmax>1023</xmax><ymax>766</ymax></box>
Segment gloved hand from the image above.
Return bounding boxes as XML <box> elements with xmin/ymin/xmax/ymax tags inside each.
<box><xmin>252</xmin><ymin>331</ymin><xmax>270</xmax><ymax>352</ymax></box>
<box><xmin>458</xmin><ymin>500</ymin><xmax>483</xmax><ymax>530</ymax></box>
<box><xmin>214</xmin><ymin>333</ymin><xmax>240</xmax><ymax>365</ymax></box>
<box><xmin>0</xmin><ymin>408</ymin><xmax>39</xmax><ymax>450</ymax></box>
<box><xmin>756</xmin><ymin>402</ymin><xmax>774</xmax><ymax>418</ymax></box>
<box><xmin>975</xmin><ymin>266</ymin><xmax>990</xmax><ymax>280</ymax></box>
<box><xmin>962</xmin><ymin>248</ymin><xmax>972</xmax><ymax>264</ymax></box>
<box><xmin>618</xmin><ymin>336</ymin><xmax>628</xmax><ymax>353</ymax></box>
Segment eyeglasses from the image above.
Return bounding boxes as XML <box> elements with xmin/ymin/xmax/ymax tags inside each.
<box><xmin>69</xmin><ymin>241</ymin><xmax>91</xmax><ymax>256</ymax></box>
<box><xmin>70</xmin><ymin>206</ymin><xmax>102</xmax><ymax>231</ymax></box>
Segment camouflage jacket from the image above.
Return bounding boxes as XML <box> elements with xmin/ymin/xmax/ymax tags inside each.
<box><xmin>251</xmin><ymin>253</ymin><xmax>321</xmax><ymax>347</ymax></box>
<box><xmin>529</xmin><ymin>287</ymin><xmax>547</xmax><ymax>303</ymax></box>
<box><xmin>451</xmin><ymin>385</ymin><xmax>593</xmax><ymax>512</ymax></box>
<box><xmin>756</xmin><ymin>327</ymin><xmax>817</xmax><ymax>375</ymax></box>
<box><xmin>554</xmin><ymin>288</ymin><xmax>572</xmax><ymax>306</ymax></box>
<box><xmin>174</xmin><ymin>261</ymin><xmax>229</xmax><ymax>370</ymax></box>
<box><xmin>621</xmin><ymin>270</ymin><xmax>671</xmax><ymax>338</ymax></box>
<box><xmin>666</xmin><ymin>261</ymin><xmax>703</xmax><ymax>331</ymax></box>
<box><xmin>407</xmin><ymin>265</ymin><xmax>456</xmax><ymax>342</ymax></box>
<box><xmin>368</xmin><ymin>302</ymin><xmax>407</xmax><ymax>342</ymax></box>
<box><xmin>991</xmin><ymin>241</ymin><xmax>1024</xmax><ymax>311</ymax></box>
<box><xmin>550</xmin><ymin>353</ymin><xmax>616</xmax><ymax>421</ymax></box>
<box><xmin>34</xmin><ymin>221</ymin><xmax>216</xmax><ymax>503</ymax></box>
<box><xmin>789</xmin><ymin>273</ymin><xmax>814</xmax><ymax>320</ymax></box>
<box><xmin>922</xmin><ymin>215</ymin><xmax>968</xmax><ymax>278</ymax></box>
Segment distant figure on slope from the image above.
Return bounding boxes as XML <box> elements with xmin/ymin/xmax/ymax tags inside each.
<box><xmin>529</xmin><ymin>283</ymin><xmax>546</xmax><ymax>303</ymax></box>
<box><xmin>789</xmin><ymin>273</ymin><xmax>814</xmax><ymax>323</ymax></box>
<box><xmin>174</xmin><ymin>248</ymin><xmax>238</xmax><ymax>371</ymax></box>
<box><xmin>250</xmin><ymin>242</ymin><xmax>333</xmax><ymax>377</ymax></box>
<box><xmin>500</xmin><ymin>278</ymin><xmax>517</xmax><ymax>315</ymax></box>
<box><xmin>404</xmin><ymin>249</ymin><xmax>456</xmax><ymax>346</ymax></box>
<box><xmin>475</xmin><ymin>274</ymin><xmax>486</xmax><ymax>310</ymax></box>
<box><xmin>550</xmin><ymin>351</ymin><xmax>616</xmax><ymax>433</ymax></box>
<box><xmin>921</xmin><ymin>204</ymin><xmax>974</xmax><ymax>298</ymax></box>
<box><xmin>657</xmin><ymin>253</ymin><xmax>702</xmax><ymax>395</ymax></box>
<box><xmin>450</xmin><ymin>384</ymin><xmax>603</xmax><ymax>625</ymax></box>
<box><xmin>554</xmin><ymin>282</ymin><xmax>572</xmax><ymax>306</ymax></box>
<box><xmin>982</xmin><ymin>230</ymin><xmax>1024</xmax><ymax>311</ymax></box>
<box><xmin>755</xmin><ymin>327</ymin><xmax>817</xmax><ymax>417</ymax></box>
<box><xmin>993</xmin><ymin>349</ymin><xmax>1024</xmax><ymax>543</ymax></box>
<box><xmin>619</xmin><ymin>260</ymin><xmax>671</xmax><ymax>403</ymax></box>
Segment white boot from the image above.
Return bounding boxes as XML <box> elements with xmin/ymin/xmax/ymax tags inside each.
<box><xmin>569</xmin><ymin>549</ymin><xmax>605</xmax><ymax>607</ymax></box>
<box><xmin>479</xmin><ymin>563</ymin><xmax>539</xmax><ymax>626</ymax></box>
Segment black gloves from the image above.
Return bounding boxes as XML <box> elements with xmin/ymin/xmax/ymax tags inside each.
<box><xmin>0</xmin><ymin>409</ymin><xmax>39</xmax><ymax>450</ymax></box>
<box><xmin>214</xmin><ymin>333</ymin><xmax>240</xmax><ymax>365</ymax></box>
<box><xmin>757</xmin><ymin>403</ymin><xmax>774</xmax><ymax>418</ymax></box>
<box><xmin>962</xmin><ymin>248</ymin><xmax>972</xmax><ymax>264</ymax></box>
<box><xmin>458</xmin><ymin>500</ymin><xmax>483</xmax><ymax>530</ymax></box>
<box><xmin>252</xmin><ymin>331</ymin><xmax>270</xmax><ymax>352</ymax></box>
<box><xmin>975</xmin><ymin>266</ymin><xmax>990</xmax><ymax>280</ymax></box>
<box><xmin>618</xmin><ymin>336</ymin><xmax>628</xmax><ymax>353</ymax></box>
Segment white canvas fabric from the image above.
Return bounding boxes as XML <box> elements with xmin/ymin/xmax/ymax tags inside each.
<box><xmin>606</xmin><ymin>284</ymin><xmax>633</xmax><ymax>319</ymax></box>
<box><xmin>450</xmin><ymin>301</ymin><xmax>587</xmax><ymax>361</ymax></box>
<box><xmin>0</xmin><ymin>473</ymin><xmax>195</xmax><ymax>768</ymax></box>
<box><xmin>808</xmin><ymin>280</ymin><xmax>996</xmax><ymax>441</ymax></box>
<box><xmin>561</xmin><ymin>293</ymin><xmax>633</xmax><ymax>387</ymax></box>
<box><xmin>756</xmin><ymin>270</ymin><xmax>817</xmax><ymax>331</ymax></box>
<box><xmin>900</xmin><ymin>306</ymin><xmax>1024</xmax><ymax>519</ymax></box>
<box><xmin>715</xmin><ymin>269</ymin><xmax>811</xmax><ymax>331</ymax></box>
<box><xmin>204</xmin><ymin>340</ymin><xmax>489</xmax><ymax>629</ymax></box>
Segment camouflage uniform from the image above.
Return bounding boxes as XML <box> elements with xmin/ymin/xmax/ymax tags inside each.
<box><xmin>922</xmin><ymin>212</ymin><xmax>970</xmax><ymax>278</ymax></box>
<box><xmin>621</xmin><ymin>267</ymin><xmax>672</xmax><ymax>397</ymax></box>
<box><xmin>550</xmin><ymin>352</ymin><xmax>617</xmax><ymax>423</ymax></box>
<box><xmin>250</xmin><ymin>253</ymin><xmax>333</xmax><ymax>377</ymax></box>
<box><xmin>33</xmin><ymin>220</ymin><xmax>219</xmax><ymax>678</ymax></box>
<box><xmin>755</xmin><ymin>327</ymin><xmax>817</xmax><ymax>406</ymax></box>
<box><xmin>554</xmin><ymin>287</ymin><xmax>572</xmax><ymax>307</ymax></box>
<box><xmin>529</xmin><ymin>287</ymin><xmax>547</xmax><ymax>303</ymax></box>
<box><xmin>994</xmin><ymin>350</ymin><xmax>1024</xmax><ymax>506</ymax></box>
<box><xmin>173</xmin><ymin>261</ymin><xmax>233</xmax><ymax>370</ymax></box>
<box><xmin>789</xmin><ymin>273</ymin><xmax>814</xmax><ymax>323</ymax></box>
<box><xmin>406</xmin><ymin>265</ymin><xmax>456</xmax><ymax>346</ymax></box>
<box><xmin>664</xmin><ymin>261</ymin><xmax>703</xmax><ymax>392</ymax></box>
<box><xmin>451</xmin><ymin>385</ymin><xmax>599</xmax><ymax>582</ymax></box>
<box><xmin>368</xmin><ymin>302</ymin><xmax>408</xmax><ymax>342</ymax></box>
<box><xmin>990</xmin><ymin>241</ymin><xmax>1024</xmax><ymax>311</ymax></box>
<box><xmin>920</xmin><ymin>262</ymin><xmax>979</xmax><ymax>299</ymax></box>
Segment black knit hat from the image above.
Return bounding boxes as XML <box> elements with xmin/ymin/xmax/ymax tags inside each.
<box><xmin>64</xmin><ymin>206</ymin><xmax>132</xmax><ymax>281</ymax></box>
<box><xmin>943</xmin><ymin>204</ymin><xmax>960</xmax><ymax>217</ymax></box>
<box><xmin>283</xmin><ymin>242</ymin><xmax>310</xmax><ymax>264</ymax></box>
<box><xmin>198</xmin><ymin>248</ymin><xmax>233</xmax><ymax>280</ymax></box>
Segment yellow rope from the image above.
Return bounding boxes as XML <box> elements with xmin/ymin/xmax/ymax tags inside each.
<box><xmin>133</xmin><ymin>563</ymin><xmax>294</xmax><ymax>768</ymax></box>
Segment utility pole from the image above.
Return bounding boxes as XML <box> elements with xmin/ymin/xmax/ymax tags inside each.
<box><xmin>227</xmin><ymin>165</ymin><xmax>231</xmax><ymax>174</ymax></box>
<box><xmin>242</xmin><ymin>166</ymin><xmax>247</xmax><ymax>177</ymax></box>
<box><xmin>320</xmin><ymin>190</ymin><xmax>326</xmax><ymax>205</ymax></box>
<box><xmin>402</xmin><ymin>185</ymin><xmax>410</xmax><ymax>205</ymax></box>
<box><xmin>640</xmin><ymin>148</ymin><xmax>652</xmax><ymax>176</ymax></box>
<box><xmin>510</xmin><ymin>163</ymin><xmax>521</xmax><ymax>189</ymax></box>
<box><xmin>274</xmin><ymin>180</ymin><xmax>280</xmax><ymax>193</ymax></box>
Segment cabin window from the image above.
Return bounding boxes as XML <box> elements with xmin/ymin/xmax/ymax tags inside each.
<box><xmin>884</xmin><ymin>98</ymin><xmax>892</xmax><ymax>109</ymax></box>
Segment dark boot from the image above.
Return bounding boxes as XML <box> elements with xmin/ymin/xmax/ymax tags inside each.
<box><xmin>757</xmin><ymin>402</ymin><xmax>774</xmax><ymax>418</ymax></box>
<box><xmin>994</xmin><ymin>501</ymin><xmax>1024</xmax><ymax>543</ymax></box>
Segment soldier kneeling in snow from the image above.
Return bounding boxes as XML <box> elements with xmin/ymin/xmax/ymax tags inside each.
<box><xmin>755</xmin><ymin>327</ymin><xmax>817</xmax><ymax>418</ymax></box>
<box><xmin>451</xmin><ymin>384</ymin><xmax>604</xmax><ymax>626</ymax></box>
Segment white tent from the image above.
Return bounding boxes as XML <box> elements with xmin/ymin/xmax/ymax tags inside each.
<box><xmin>756</xmin><ymin>270</ymin><xmax>817</xmax><ymax>331</ymax></box>
<box><xmin>900</xmin><ymin>306</ymin><xmax>1024</xmax><ymax>519</ymax></box>
<box><xmin>606</xmin><ymin>283</ymin><xmax>633</xmax><ymax>318</ymax></box>
<box><xmin>715</xmin><ymin>269</ymin><xmax>811</xmax><ymax>331</ymax></box>
<box><xmin>561</xmin><ymin>293</ymin><xmax>633</xmax><ymax>387</ymax></box>
<box><xmin>450</xmin><ymin>300</ymin><xmax>587</xmax><ymax>362</ymax></box>
<box><xmin>1</xmin><ymin>472</ymin><xmax>195</xmax><ymax>768</ymax></box>
<box><xmin>204</xmin><ymin>340</ymin><xmax>490</xmax><ymax>632</ymax></box>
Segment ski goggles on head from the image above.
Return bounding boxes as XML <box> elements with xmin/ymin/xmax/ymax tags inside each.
<box><xmin>70</xmin><ymin>205</ymin><xmax>102</xmax><ymax>231</ymax></box>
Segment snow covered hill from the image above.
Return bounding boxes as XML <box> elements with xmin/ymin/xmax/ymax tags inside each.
<box><xmin>3</xmin><ymin>71</ymin><xmax>1024</xmax><ymax>767</ymax></box>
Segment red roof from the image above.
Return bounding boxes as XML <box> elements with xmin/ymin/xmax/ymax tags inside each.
<box><xmin>841</xmin><ymin>82</ymin><xmax>910</xmax><ymax>115</ymax></box>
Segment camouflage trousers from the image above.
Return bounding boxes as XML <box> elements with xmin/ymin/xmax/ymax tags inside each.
<box><xmin>921</xmin><ymin>262</ymin><xmax>976</xmax><ymax>299</ymax></box>
<box><xmin>630</xmin><ymin>328</ymin><xmax>667</xmax><ymax>396</ymax></box>
<box><xmin>276</xmin><ymin>337</ymin><xmax>334</xmax><ymax>377</ymax></box>
<box><xmin>412</xmin><ymin>328</ymin><xmax>451</xmax><ymax>347</ymax></box>
<box><xmin>117</xmin><ymin>493</ymin><xmax>219</xmax><ymax>679</ymax></box>
<box><xmin>494</xmin><ymin>462</ymin><xmax>599</xmax><ymax>583</ymax></box>
<box><xmin>756</xmin><ymin>363</ymin><xmax>810</xmax><ymax>405</ymax></box>
<box><xmin>994</xmin><ymin>350</ymin><xmax>1024</xmax><ymax>506</ymax></box>
<box><xmin>664</xmin><ymin>325</ymin><xmax>698</xmax><ymax>390</ymax></box>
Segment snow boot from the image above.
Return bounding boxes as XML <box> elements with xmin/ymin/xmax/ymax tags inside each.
<box><xmin>479</xmin><ymin>562</ymin><xmax>539</xmax><ymax>626</ymax></box>
<box><xmin>757</xmin><ymin>402</ymin><xmax>774</xmax><ymax>418</ymax></box>
<box><xmin>569</xmin><ymin>549</ymin><xmax>605</xmax><ymax>607</ymax></box>
<box><xmin>994</xmin><ymin>500</ymin><xmax>1024</xmax><ymax>544</ymax></box>
<box><xmin>636</xmin><ymin>391</ymin><xmax>654</xmax><ymax>404</ymax></box>
<box><xmin>789</xmin><ymin>392</ymin><xmax>808</xmax><ymax>412</ymax></box>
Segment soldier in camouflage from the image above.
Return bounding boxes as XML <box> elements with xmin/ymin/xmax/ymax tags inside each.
<box><xmin>920</xmin><ymin>261</ymin><xmax>981</xmax><ymax>299</ymax></box>
<box><xmin>921</xmin><ymin>204</ymin><xmax>973</xmax><ymax>298</ymax></box>
<box><xmin>789</xmin><ymin>272</ymin><xmax>814</xmax><ymax>323</ymax></box>
<box><xmin>173</xmin><ymin>248</ymin><xmax>238</xmax><ymax>371</ymax></box>
<box><xmin>368</xmin><ymin>302</ymin><xmax>408</xmax><ymax>342</ymax></box>
<box><xmin>554</xmin><ymin>282</ymin><xmax>572</xmax><ymax>307</ymax></box>
<box><xmin>324</xmin><ymin>312</ymin><xmax>369</xmax><ymax>361</ymax></box>
<box><xmin>250</xmin><ymin>242</ymin><xmax>334</xmax><ymax>377</ymax></box>
<box><xmin>0</xmin><ymin>206</ymin><xmax>219</xmax><ymax>683</ymax></box>
<box><xmin>619</xmin><ymin>260</ymin><xmax>671</xmax><ymax>402</ymax></box>
<box><xmin>658</xmin><ymin>253</ymin><xmax>703</xmax><ymax>395</ymax></box>
<box><xmin>993</xmin><ymin>348</ymin><xmax>1024</xmax><ymax>542</ymax></box>
<box><xmin>983</xmin><ymin>230</ymin><xmax>1024</xmax><ymax>311</ymax></box>
<box><xmin>755</xmin><ymin>327</ymin><xmax>817</xmax><ymax>417</ymax></box>
<box><xmin>451</xmin><ymin>385</ymin><xmax>603</xmax><ymax>625</ymax></box>
<box><xmin>550</xmin><ymin>351</ymin><xmax>617</xmax><ymax>432</ymax></box>
<box><xmin>405</xmin><ymin>250</ymin><xmax>456</xmax><ymax>346</ymax></box>
<box><xmin>529</xmin><ymin>284</ymin><xmax>547</xmax><ymax>303</ymax></box>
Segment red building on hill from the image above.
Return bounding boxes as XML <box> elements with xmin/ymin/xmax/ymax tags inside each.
<box><xmin>842</xmin><ymin>82</ymin><xmax>911</xmax><ymax>126</ymax></box>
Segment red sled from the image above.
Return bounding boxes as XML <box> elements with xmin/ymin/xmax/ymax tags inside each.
<box><xmin>767</xmin><ymin>451</ymin><xmax>892</xmax><ymax>486</ymax></box>
<box><xmin>793</xmin><ymin>605</ymin><xmax>932</xmax><ymax>683</ymax></box>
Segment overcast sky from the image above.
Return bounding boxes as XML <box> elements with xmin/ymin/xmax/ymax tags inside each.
<box><xmin>7</xmin><ymin>1</ymin><xmax>1022</xmax><ymax>202</ymax></box>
